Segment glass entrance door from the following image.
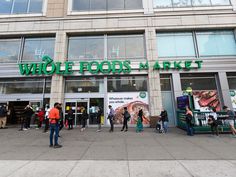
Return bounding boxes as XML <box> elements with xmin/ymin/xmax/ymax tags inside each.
<box><xmin>65</xmin><ymin>100</ymin><xmax>89</xmax><ymax>127</ymax></box>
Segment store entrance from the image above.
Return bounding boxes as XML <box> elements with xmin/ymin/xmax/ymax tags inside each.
<box><xmin>8</xmin><ymin>101</ymin><xmax>29</xmax><ymax>124</ymax></box>
<box><xmin>65</xmin><ymin>98</ymin><xmax>104</xmax><ymax>127</ymax></box>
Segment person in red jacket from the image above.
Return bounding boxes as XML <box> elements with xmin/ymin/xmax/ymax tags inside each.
<box><xmin>37</xmin><ymin>108</ymin><xmax>45</xmax><ymax>129</ymax></box>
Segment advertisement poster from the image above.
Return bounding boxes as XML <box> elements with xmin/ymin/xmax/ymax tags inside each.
<box><xmin>107</xmin><ymin>92</ymin><xmax>150</xmax><ymax>125</ymax></box>
<box><xmin>230</xmin><ymin>90</ymin><xmax>236</xmax><ymax>111</ymax></box>
<box><xmin>192</xmin><ymin>90</ymin><xmax>221</xmax><ymax>111</ymax></box>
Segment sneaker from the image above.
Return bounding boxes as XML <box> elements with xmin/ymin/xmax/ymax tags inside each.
<box><xmin>124</xmin><ymin>130</ymin><xmax>128</xmax><ymax>132</ymax></box>
<box><xmin>23</xmin><ymin>128</ymin><xmax>27</xmax><ymax>131</ymax></box>
<box><xmin>49</xmin><ymin>145</ymin><xmax>53</xmax><ymax>148</ymax></box>
<box><xmin>54</xmin><ymin>144</ymin><xmax>62</xmax><ymax>148</ymax></box>
<box><xmin>96</xmin><ymin>130</ymin><xmax>101</xmax><ymax>132</ymax></box>
<box><xmin>120</xmin><ymin>129</ymin><xmax>124</xmax><ymax>131</ymax></box>
<box><xmin>35</xmin><ymin>128</ymin><xmax>39</xmax><ymax>130</ymax></box>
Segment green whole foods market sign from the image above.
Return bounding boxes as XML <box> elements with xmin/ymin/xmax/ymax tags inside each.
<box><xmin>18</xmin><ymin>56</ymin><xmax>203</xmax><ymax>76</ymax></box>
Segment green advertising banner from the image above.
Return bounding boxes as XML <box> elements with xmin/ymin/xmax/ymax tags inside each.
<box><xmin>18</xmin><ymin>56</ymin><xmax>203</xmax><ymax>76</ymax></box>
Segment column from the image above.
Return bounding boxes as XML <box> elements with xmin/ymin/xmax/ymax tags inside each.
<box><xmin>143</xmin><ymin>0</ymin><xmax>154</xmax><ymax>14</ymax></box>
<box><xmin>172</xmin><ymin>73</ymin><xmax>183</xmax><ymax>100</ymax></box>
<box><xmin>50</xmin><ymin>31</ymin><xmax>67</xmax><ymax>107</ymax></box>
<box><xmin>145</xmin><ymin>27</ymin><xmax>162</xmax><ymax>117</ymax></box>
<box><xmin>218</xmin><ymin>72</ymin><xmax>233</xmax><ymax>110</ymax></box>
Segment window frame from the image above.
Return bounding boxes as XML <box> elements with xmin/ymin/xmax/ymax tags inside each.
<box><xmin>0</xmin><ymin>0</ymin><xmax>47</xmax><ymax>17</ymax></box>
<box><xmin>68</xmin><ymin>0</ymin><xmax>144</xmax><ymax>15</ymax></box>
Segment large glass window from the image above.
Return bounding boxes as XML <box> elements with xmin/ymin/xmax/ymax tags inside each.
<box><xmin>157</xmin><ymin>30</ymin><xmax>236</xmax><ymax>58</ymax></box>
<box><xmin>22</xmin><ymin>37</ymin><xmax>55</xmax><ymax>62</ymax></box>
<box><xmin>196</xmin><ymin>31</ymin><xmax>236</xmax><ymax>57</ymax></box>
<box><xmin>68</xmin><ymin>36</ymin><xmax>104</xmax><ymax>60</ymax></box>
<box><xmin>0</xmin><ymin>39</ymin><xmax>21</xmax><ymax>63</ymax></box>
<box><xmin>72</xmin><ymin>0</ymin><xmax>142</xmax><ymax>11</ymax></box>
<box><xmin>228</xmin><ymin>73</ymin><xmax>236</xmax><ymax>90</ymax></box>
<box><xmin>181</xmin><ymin>74</ymin><xmax>217</xmax><ymax>90</ymax></box>
<box><xmin>0</xmin><ymin>0</ymin><xmax>13</xmax><ymax>14</ymax></box>
<box><xmin>65</xmin><ymin>77</ymin><xmax>104</xmax><ymax>93</ymax></box>
<box><xmin>0</xmin><ymin>78</ymin><xmax>50</xmax><ymax>94</ymax></box>
<box><xmin>160</xmin><ymin>74</ymin><xmax>172</xmax><ymax>91</ymax></box>
<box><xmin>68</xmin><ymin>34</ymin><xmax>146</xmax><ymax>61</ymax></box>
<box><xmin>108</xmin><ymin>35</ymin><xmax>145</xmax><ymax>60</ymax></box>
<box><xmin>157</xmin><ymin>33</ymin><xmax>196</xmax><ymax>57</ymax></box>
<box><xmin>108</xmin><ymin>76</ymin><xmax>147</xmax><ymax>92</ymax></box>
<box><xmin>154</xmin><ymin>0</ymin><xmax>230</xmax><ymax>8</ymax></box>
<box><xmin>0</xmin><ymin>0</ymin><xmax>43</xmax><ymax>14</ymax></box>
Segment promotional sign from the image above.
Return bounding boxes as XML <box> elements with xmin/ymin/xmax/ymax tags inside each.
<box><xmin>230</xmin><ymin>90</ymin><xmax>236</xmax><ymax>111</ymax></box>
<box><xmin>107</xmin><ymin>92</ymin><xmax>150</xmax><ymax>125</ymax></box>
<box><xmin>192</xmin><ymin>90</ymin><xmax>221</xmax><ymax>111</ymax></box>
<box><xmin>177</xmin><ymin>96</ymin><xmax>190</xmax><ymax>109</ymax></box>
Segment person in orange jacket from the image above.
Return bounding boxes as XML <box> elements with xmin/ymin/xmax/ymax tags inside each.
<box><xmin>48</xmin><ymin>103</ymin><xmax>62</xmax><ymax>148</ymax></box>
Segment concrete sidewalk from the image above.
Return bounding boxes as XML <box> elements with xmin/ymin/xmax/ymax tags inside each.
<box><xmin>0</xmin><ymin>127</ymin><xmax>236</xmax><ymax>176</ymax></box>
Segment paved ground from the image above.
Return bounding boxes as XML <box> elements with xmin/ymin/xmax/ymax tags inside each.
<box><xmin>0</xmin><ymin>127</ymin><xmax>236</xmax><ymax>177</ymax></box>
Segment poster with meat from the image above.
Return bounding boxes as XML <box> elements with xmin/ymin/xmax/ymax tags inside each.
<box><xmin>107</xmin><ymin>92</ymin><xmax>150</xmax><ymax>125</ymax></box>
<box><xmin>230</xmin><ymin>90</ymin><xmax>236</xmax><ymax>111</ymax></box>
<box><xmin>192</xmin><ymin>90</ymin><xmax>221</xmax><ymax>111</ymax></box>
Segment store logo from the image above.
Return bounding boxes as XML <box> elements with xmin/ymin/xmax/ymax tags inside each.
<box><xmin>18</xmin><ymin>56</ymin><xmax>203</xmax><ymax>76</ymax></box>
<box><xmin>230</xmin><ymin>91</ymin><xmax>236</xmax><ymax>97</ymax></box>
<box><xmin>139</xmin><ymin>92</ymin><xmax>147</xmax><ymax>99</ymax></box>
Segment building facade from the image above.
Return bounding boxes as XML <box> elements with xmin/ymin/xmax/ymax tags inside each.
<box><xmin>1</xmin><ymin>0</ymin><xmax>236</xmax><ymax>126</ymax></box>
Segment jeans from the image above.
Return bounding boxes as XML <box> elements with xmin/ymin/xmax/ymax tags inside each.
<box><xmin>163</xmin><ymin>121</ymin><xmax>168</xmax><ymax>133</ymax></box>
<box><xmin>122</xmin><ymin>118</ymin><xmax>128</xmax><ymax>131</ymax></box>
<box><xmin>44</xmin><ymin>118</ymin><xmax>49</xmax><ymax>132</ymax></box>
<box><xmin>50</xmin><ymin>123</ymin><xmax>59</xmax><ymax>146</ymax></box>
<box><xmin>186</xmin><ymin>124</ymin><xmax>194</xmax><ymax>136</ymax></box>
<box><xmin>109</xmin><ymin>119</ymin><xmax>114</xmax><ymax>132</ymax></box>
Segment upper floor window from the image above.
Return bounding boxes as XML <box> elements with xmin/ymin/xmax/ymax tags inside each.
<box><xmin>0</xmin><ymin>37</ymin><xmax>55</xmax><ymax>63</ymax></box>
<box><xmin>22</xmin><ymin>37</ymin><xmax>55</xmax><ymax>62</ymax></box>
<box><xmin>156</xmin><ymin>30</ymin><xmax>236</xmax><ymax>58</ymax></box>
<box><xmin>72</xmin><ymin>0</ymin><xmax>143</xmax><ymax>12</ymax></box>
<box><xmin>0</xmin><ymin>39</ymin><xmax>21</xmax><ymax>63</ymax></box>
<box><xmin>68</xmin><ymin>34</ymin><xmax>146</xmax><ymax>61</ymax></box>
<box><xmin>0</xmin><ymin>0</ymin><xmax>43</xmax><ymax>15</ymax></box>
<box><xmin>154</xmin><ymin>0</ymin><xmax>230</xmax><ymax>8</ymax></box>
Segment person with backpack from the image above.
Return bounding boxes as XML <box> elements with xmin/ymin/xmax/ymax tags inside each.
<box><xmin>185</xmin><ymin>106</ymin><xmax>194</xmax><ymax>136</ymax></box>
<box><xmin>208</xmin><ymin>115</ymin><xmax>219</xmax><ymax>136</ymax></box>
<box><xmin>0</xmin><ymin>105</ymin><xmax>8</xmax><ymax>129</ymax></box>
<box><xmin>121</xmin><ymin>107</ymin><xmax>130</xmax><ymax>132</ymax></box>
<box><xmin>108</xmin><ymin>105</ymin><xmax>115</xmax><ymax>132</ymax></box>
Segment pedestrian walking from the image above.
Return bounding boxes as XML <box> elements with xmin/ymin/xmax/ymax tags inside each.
<box><xmin>24</xmin><ymin>104</ymin><xmax>34</xmax><ymax>129</ymax></box>
<box><xmin>185</xmin><ymin>106</ymin><xmax>194</xmax><ymax>136</ymax></box>
<box><xmin>160</xmin><ymin>108</ymin><xmax>168</xmax><ymax>133</ymax></box>
<box><xmin>223</xmin><ymin>106</ymin><xmax>236</xmax><ymax>138</ymax></box>
<box><xmin>37</xmin><ymin>108</ymin><xmax>45</xmax><ymax>129</ymax></box>
<box><xmin>44</xmin><ymin>105</ymin><xmax>50</xmax><ymax>133</ymax></box>
<box><xmin>81</xmin><ymin>107</ymin><xmax>88</xmax><ymax>132</ymax></box>
<box><xmin>121</xmin><ymin>107</ymin><xmax>130</xmax><ymax>132</ymax></box>
<box><xmin>67</xmin><ymin>107</ymin><xmax>74</xmax><ymax>130</ymax></box>
<box><xmin>137</xmin><ymin>108</ymin><xmax>144</xmax><ymax>132</ymax></box>
<box><xmin>96</xmin><ymin>107</ymin><xmax>102</xmax><ymax>132</ymax></box>
<box><xmin>108</xmin><ymin>105</ymin><xmax>115</xmax><ymax>132</ymax></box>
<box><xmin>49</xmin><ymin>102</ymin><xmax>62</xmax><ymax>148</ymax></box>
<box><xmin>0</xmin><ymin>105</ymin><xmax>8</xmax><ymax>129</ymax></box>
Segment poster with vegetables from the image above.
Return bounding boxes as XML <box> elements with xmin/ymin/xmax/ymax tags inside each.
<box><xmin>107</xmin><ymin>92</ymin><xmax>150</xmax><ymax>125</ymax></box>
<box><xmin>230</xmin><ymin>91</ymin><xmax>236</xmax><ymax>111</ymax></box>
<box><xmin>192</xmin><ymin>90</ymin><xmax>221</xmax><ymax>111</ymax></box>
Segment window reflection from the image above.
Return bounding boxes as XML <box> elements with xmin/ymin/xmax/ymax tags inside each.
<box><xmin>68</xmin><ymin>36</ymin><xmax>104</xmax><ymax>60</ymax></box>
<box><xmin>0</xmin><ymin>39</ymin><xmax>21</xmax><ymax>63</ymax></box>
<box><xmin>108</xmin><ymin>76</ymin><xmax>147</xmax><ymax>92</ymax></box>
<box><xmin>13</xmin><ymin>0</ymin><xmax>28</xmax><ymax>14</ymax></box>
<box><xmin>22</xmin><ymin>37</ymin><xmax>55</xmax><ymax>62</ymax></box>
<box><xmin>29</xmin><ymin>0</ymin><xmax>43</xmax><ymax>13</ymax></box>
<box><xmin>0</xmin><ymin>0</ymin><xmax>13</xmax><ymax>14</ymax></box>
